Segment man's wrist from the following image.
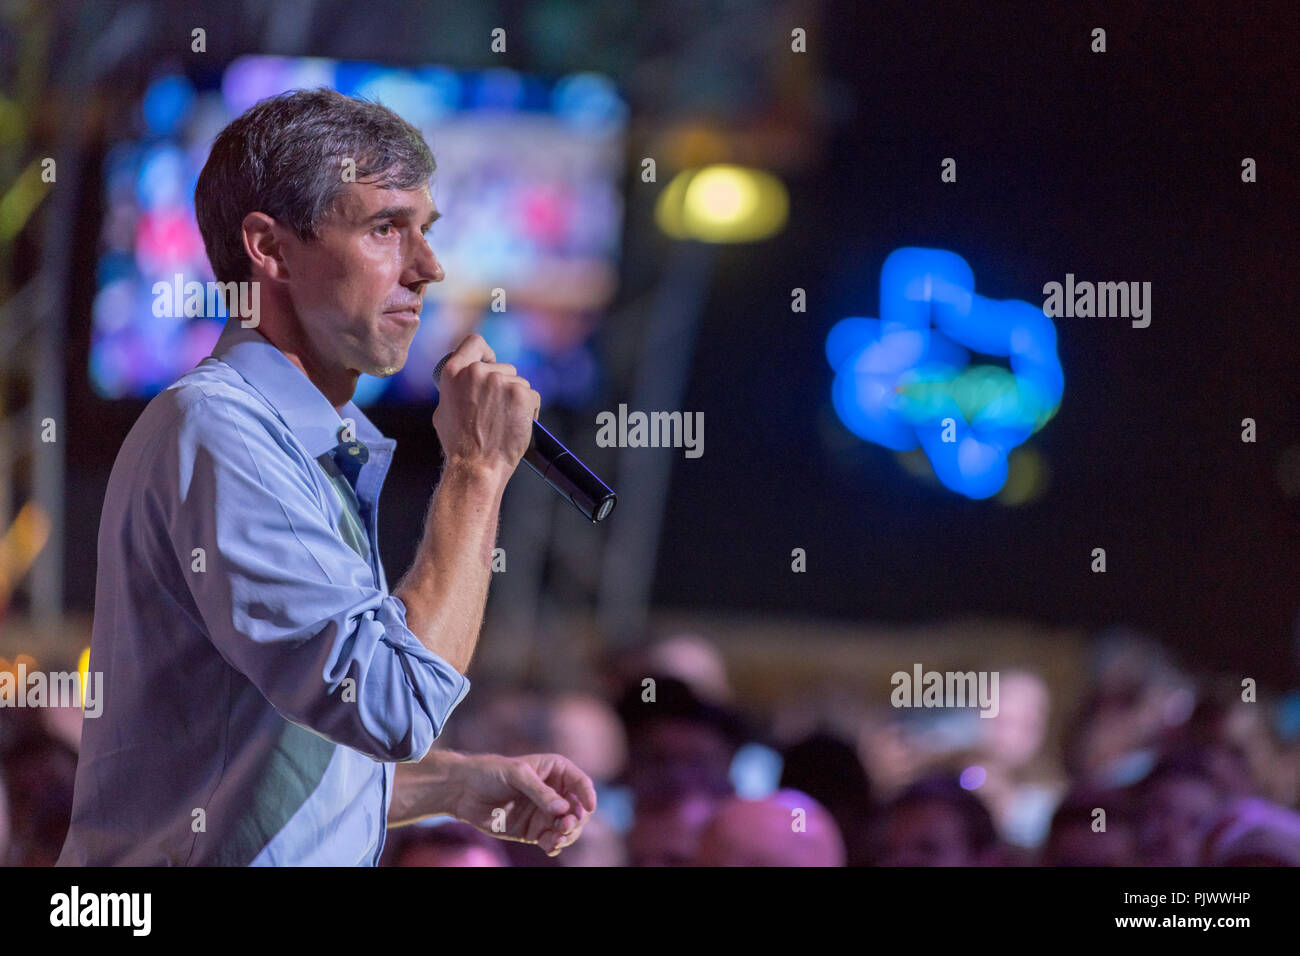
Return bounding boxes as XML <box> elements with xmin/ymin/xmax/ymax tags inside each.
<box><xmin>422</xmin><ymin>749</ymin><xmax>472</xmax><ymax>817</ymax></box>
<box><xmin>393</xmin><ymin>749</ymin><xmax>473</xmax><ymax>824</ymax></box>
<box><xmin>442</xmin><ymin>452</ymin><xmax>513</xmax><ymax>492</ymax></box>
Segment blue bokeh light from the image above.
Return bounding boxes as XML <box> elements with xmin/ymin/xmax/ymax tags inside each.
<box><xmin>827</xmin><ymin>247</ymin><xmax>1064</xmax><ymax>499</ymax></box>
<box><xmin>142</xmin><ymin>75</ymin><xmax>195</xmax><ymax>136</ymax></box>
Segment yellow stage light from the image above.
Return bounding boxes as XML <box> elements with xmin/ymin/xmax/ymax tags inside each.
<box><xmin>655</xmin><ymin>165</ymin><xmax>788</xmax><ymax>243</ymax></box>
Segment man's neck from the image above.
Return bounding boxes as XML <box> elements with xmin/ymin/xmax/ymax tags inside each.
<box><xmin>251</xmin><ymin>324</ymin><xmax>355</xmax><ymax>414</ymax></box>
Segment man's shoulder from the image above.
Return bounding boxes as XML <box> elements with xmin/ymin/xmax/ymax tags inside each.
<box><xmin>116</xmin><ymin>357</ymin><xmax>306</xmax><ymax>494</ymax></box>
<box><xmin>168</xmin><ymin>355</ymin><xmax>277</xmax><ymax>416</ymax></box>
<box><xmin>133</xmin><ymin>357</ymin><xmax>285</xmax><ymax>446</ymax></box>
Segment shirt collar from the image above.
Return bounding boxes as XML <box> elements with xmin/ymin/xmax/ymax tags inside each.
<box><xmin>210</xmin><ymin>317</ymin><xmax>391</xmax><ymax>458</ymax></box>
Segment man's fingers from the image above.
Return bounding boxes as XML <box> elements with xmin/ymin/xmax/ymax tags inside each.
<box><xmin>503</xmin><ymin>755</ymin><xmax>599</xmax><ymax>857</ymax></box>
<box><xmin>468</xmin><ymin>757</ymin><xmax>596</xmax><ymax>857</ymax></box>
<box><xmin>548</xmin><ymin>813</ymin><xmax>589</xmax><ymax>855</ymax></box>
<box><xmin>483</xmin><ymin>373</ymin><xmax>541</xmax><ymax>424</ymax></box>
<box><xmin>456</xmin><ymin>333</ymin><xmax>496</xmax><ymax>364</ymax></box>
<box><xmin>509</xmin><ymin>761</ymin><xmax>569</xmax><ymax>817</ymax></box>
<box><xmin>435</xmin><ymin>337</ymin><xmax>541</xmax><ymax>430</ymax></box>
<box><xmin>528</xmin><ymin>754</ymin><xmax>597</xmax><ymax>815</ymax></box>
<box><xmin>442</xmin><ymin>333</ymin><xmax>496</xmax><ymax>378</ymax></box>
<box><xmin>544</xmin><ymin>820</ymin><xmax>582</xmax><ymax>856</ymax></box>
<box><xmin>483</xmin><ymin>371</ymin><xmax>532</xmax><ymax>391</ymax></box>
<box><xmin>467</xmin><ymin>362</ymin><xmax>518</xmax><ymax>381</ymax></box>
<box><xmin>458</xmin><ymin>360</ymin><xmax>517</xmax><ymax>386</ymax></box>
<box><xmin>564</xmin><ymin>772</ymin><xmax>598</xmax><ymax>814</ymax></box>
<box><xmin>548</xmin><ymin>764</ymin><xmax>597</xmax><ymax>815</ymax></box>
<box><xmin>465</xmin><ymin>365</ymin><xmax>537</xmax><ymax>410</ymax></box>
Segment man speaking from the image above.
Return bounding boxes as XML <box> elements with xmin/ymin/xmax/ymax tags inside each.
<box><xmin>58</xmin><ymin>88</ymin><xmax>595</xmax><ymax>865</ymax></box>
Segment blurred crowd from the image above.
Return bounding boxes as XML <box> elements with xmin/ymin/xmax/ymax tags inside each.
<box><xmin>3</xmin><ymin>626</ymin><xmax>1300</xmax><ymax>867</ymax></box>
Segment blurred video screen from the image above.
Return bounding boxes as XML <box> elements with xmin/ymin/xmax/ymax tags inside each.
<box><xmin>90</xmin><ymin>55</ymin><xmax>629</xmax><ymax>408</ymax></box>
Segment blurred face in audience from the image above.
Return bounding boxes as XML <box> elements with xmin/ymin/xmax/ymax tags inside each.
<box><xmin>879</xmin><ymin>800</ymin><xmax>980</xmax><ymax>866</ymax></box>
<box><xmin>628</xmin><ymin>792</ymin><xmax>718</xmax><ymax>867</ymax></box>
<box><xmin>984</xmin><ymin>671</ymin><xmax>1049</xmax><ymax>768</ymax></box>
<box><xmin>1045</xmin><ymin>821</ymin><xmax>1136</xmax><ymax>866</ymax></box>
<box><xmin>549</xmin><ymin>694</ymin><xmax>627</xmax><ymax>783</ymax></box>
<box><xmin>1137</xmin><ymin>776</ymin><xmax>1223</xmax><ymax>866</ymax></box>
<box><xmin>628</xmin><ymin>718</ymin><xmax>735</xmax><ymax>805</ymax></box>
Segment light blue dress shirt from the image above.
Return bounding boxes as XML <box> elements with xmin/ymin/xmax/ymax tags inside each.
<box><xmin>58</xmin><ymin>317</ymin><xmax>470</xmax><ymax>866</ymax></box>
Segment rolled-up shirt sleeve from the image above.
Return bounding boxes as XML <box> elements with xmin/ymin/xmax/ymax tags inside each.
<box><xmin>149</xmin><ymin>387</ymin><xmax>469</xmax><ymax>762</ymax></box>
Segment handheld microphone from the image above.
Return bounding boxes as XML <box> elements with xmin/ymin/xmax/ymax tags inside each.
<box><xmin>434</xmin><ymin>353</ymin><xmax>617</xmax><ymax>523</ymax></box>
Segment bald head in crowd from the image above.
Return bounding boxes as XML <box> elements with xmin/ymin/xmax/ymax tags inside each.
<box><xmin>694</xmin><ymin>789</ymin><xmax>845</xmax><ymax>866</ymax></box>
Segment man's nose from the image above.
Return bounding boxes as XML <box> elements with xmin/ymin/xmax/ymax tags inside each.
<box><xmin>408</xmin><ymin>235</ymin><xmax>444</xmax><ymax>286</ymax></box>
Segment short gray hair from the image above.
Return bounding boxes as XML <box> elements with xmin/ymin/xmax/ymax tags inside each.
<box><xmin>195</xmin><ymin>87</ymin><xmax>436</xmax><ymax>284</ymax></box>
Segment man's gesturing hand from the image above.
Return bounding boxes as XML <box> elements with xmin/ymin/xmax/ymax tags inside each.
<box><xmin>445</xmin><ymin>752</ymin><xmax>598</xmax><ymax>857</ymax></box>
<box><xmin>432</xmin><ymin>334</ymin><xmax>541</xmax><ymax>479</ymax></box>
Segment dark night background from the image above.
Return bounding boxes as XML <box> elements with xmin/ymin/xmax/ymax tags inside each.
<box><xmin>57</xmin><ymin>1</ymin><xmax>1300</xmax><ymax>681</ymax></box>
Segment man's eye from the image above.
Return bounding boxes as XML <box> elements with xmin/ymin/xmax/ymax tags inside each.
<box><xmin>374</xmin><ymin>223</ymin><xmax>394</xmax><ymax>236</ymax></box>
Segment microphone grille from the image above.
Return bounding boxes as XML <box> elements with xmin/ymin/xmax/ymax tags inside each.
<box><xmin>432</xmin><ymin>351</ymin><xmax>453</xmax><ymax>386</ymax></box>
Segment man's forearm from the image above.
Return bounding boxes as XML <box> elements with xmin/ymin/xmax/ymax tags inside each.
<box><xmin>393</xmin><ymin>455</ymin><xmax>509</xmax><ymax>674</ymax></box>
<box><xmin>387</xmin><ymin>750</ymin><xmax>468</xmax><ymax>827</ymax></box>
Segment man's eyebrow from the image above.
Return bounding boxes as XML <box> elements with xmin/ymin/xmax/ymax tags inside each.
<box><xmin>364</xmin><ymin>205</ymin><xmax>442</xmax><ymax>227</ymax></box>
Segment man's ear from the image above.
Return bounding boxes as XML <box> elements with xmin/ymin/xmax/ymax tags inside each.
<box><xmin>241</xmin><ymin>211</ymin><xmax>290</xmax><ymax>281</ymax></box>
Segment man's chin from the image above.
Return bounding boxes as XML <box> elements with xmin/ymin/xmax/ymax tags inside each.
<box><xmin>352</xmin><ymin>354</ymin><xmax>408</xmax><ymax>379</ymax></box>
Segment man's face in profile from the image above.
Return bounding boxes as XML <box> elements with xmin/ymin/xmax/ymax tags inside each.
<box><xmin>279</xmin><ymin>179</ymin><xmax>443</xmax><ymax>382</ymax></box>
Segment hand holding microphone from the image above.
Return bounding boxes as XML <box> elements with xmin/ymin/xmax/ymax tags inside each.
<box><xmin>433</xmin><ymin>335</ymin><xmax>616</xmax><ymax>523</ymax></box>
<box><xmin>431</xmin><ymin>334</ymin><xmax>538</xmax><ymax>477</ymax></box>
